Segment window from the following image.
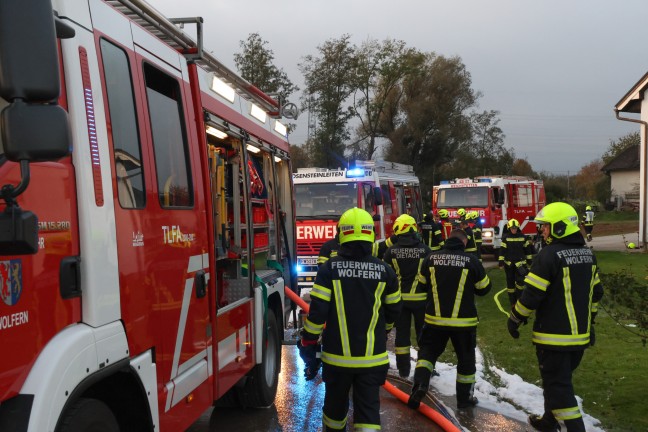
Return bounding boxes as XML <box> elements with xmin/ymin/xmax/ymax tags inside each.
<box><xmin>363</xmin><ymin>184</ymin><xmax>374</xmax><ymax>212</ymax></box>
<box><xmin>143</xmin><ymin>63</ymin><xmax>193</xmax><ymax>208</ymax></box>
<box><xmin>380</xmin><ymin>181</ymin><xmax>393</xmax><ymax>214</ymax></box>
<box><xmin>100</xmin><ymin>39</ymin><xmax>145</xmax><ymax>208</ymax></box>
<box><xmin>515</xmin><ymin>185</ymin><xmax>532</xmax><ymax>207</ymax></box>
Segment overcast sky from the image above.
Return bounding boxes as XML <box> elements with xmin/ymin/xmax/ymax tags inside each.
<box><xmin>149</xmin><ymin>0</ymin><xmax>648</xmax><ymax>174</ymax></box>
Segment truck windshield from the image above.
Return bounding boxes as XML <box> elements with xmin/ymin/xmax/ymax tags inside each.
<box><xmin>295</xmin><ymin>183</ymin><xmax>357</xmax><ymax>218</ymax></box>
<box><xmin>437</xmin><ymin>187</ymin><xmax>489</xmax><ymax>208</ymax></box>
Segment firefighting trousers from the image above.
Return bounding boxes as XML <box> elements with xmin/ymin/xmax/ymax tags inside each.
<box><xmin>504</xmin><ymin>264</ymin><xmax>525</xmax><ymax>305</ymax></box>
<box><xmin>414</xmin><ymin>326</ymin><xmax>477</xmax><ymax>404</ymax></box>
<box><xmin>321</xmin><ymin>364</ymin><xmax>388</xmax><ymax>431</ymax></box>
<box><xmin>536</xmin><ymin>348</ymin><xmax>586</xmax><ymax>432</ymax></box>
<box><xmin>394</xmin><ymin>301</ymin><xmax>426</xmax><ymax>372</ymax></box>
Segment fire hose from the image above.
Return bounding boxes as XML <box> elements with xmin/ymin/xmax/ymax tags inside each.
<box><xmin>284</xmin><ymin>286</ymin><xmax>461</xmax><ymax>432</ymax></box>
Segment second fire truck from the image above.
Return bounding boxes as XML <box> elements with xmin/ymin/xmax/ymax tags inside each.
<box><xmin>293</xmin><ymin>160</ymin><xmax>422</xmax><ymax>292</ymax></box>
<box><xmin>432</xmin><ymin>176</ymin><xmax>546</xmax><ymax>253</ymax></box>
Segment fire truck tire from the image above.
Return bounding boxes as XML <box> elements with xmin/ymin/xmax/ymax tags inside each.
<box><xmin>57</xmin><ymin>398</ymin><xmax>119</xmax><ymax>432</ymax></box>
<box><xmin>240</xmin><ymin>312</ymin><xmax>281</xmax><ymax>407</ymax></box>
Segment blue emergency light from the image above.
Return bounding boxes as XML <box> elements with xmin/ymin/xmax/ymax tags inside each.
<box><xmin>296</xmin><ymin>264</ymin><xmax>303</xmax><ymax>273</ymax></box>
<box><xmin>346</xmin><ymin>167</ymin><xmax>365</xmax><ymax>178</ymax></box>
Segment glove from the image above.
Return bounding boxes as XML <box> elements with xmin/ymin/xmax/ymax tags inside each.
<box><xmin>516</xmin><ymin>264</ymin><xmax>529</xmax><ymax>277</ymax></box>
<box><xmin>507</xmin><ymin>317</ymin><xmax>521</xmax><ymax>339</ymax></box>
<box><xmin>297</xmin><ymin>339</ymin><xmax>321</xmax><ymax>380</ymax></box>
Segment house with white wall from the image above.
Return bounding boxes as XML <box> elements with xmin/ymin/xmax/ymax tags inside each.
<box><xmin>615</xmin><ymin>73</ymin><xmax>648</xmax><ymax>249</ymax></box>
<box><xmin>601</xmin><ymin>145</ymin><xmax>640</xmax><ymax>210</ymax></box>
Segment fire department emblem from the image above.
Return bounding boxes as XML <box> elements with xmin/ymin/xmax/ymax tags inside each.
<box><xmin>0</xmin><ymin>259</ymin><xmax>22</xmax><ymax>306</ymax></box>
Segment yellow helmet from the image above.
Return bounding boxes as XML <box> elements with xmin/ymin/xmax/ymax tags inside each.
<box><xmin>457</xmin><ymin>208</ymin><xmax>466</xmax><ymax>218</ymax></box>
<box><xmin>438</xmin><ymin>209</ymin><xmax>449</xmax><ymax>218</ymax></box>
<box><xmin>627</xmin><ymin>242</ymin><xmax>636</xmax><ymax>249</ymax></box>
<box><xmin>393</xmin><ymin>214</ymin><xmax>417</xmax><ymax>236</ymax></box>
<box><xmin>533</xmin><ymin>202</ymin><xmax>579</xmax><ymax>238</ymax></box>
<box><xmin>338</xmin><ymin>207</ymin><xmax>375</xmax><ymax>244</ymax></box>
<box><xmin>507</xmin><ymin>219</ymin><xmax>520</xmax><ymax>228</ymax></box>
<box><xmin>586</xmin><ymin>205</ymin><xmax>592</xmax><ymax>211</ymax></box>
<box><xmin>466</xmin><ymin>211</ymin><xmax>478</xmax><ymax>221</ymax></box>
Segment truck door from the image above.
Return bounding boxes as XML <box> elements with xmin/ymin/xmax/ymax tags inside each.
<box><xmin>98</xmin><ymin>28</ymin><xmax>211</xmax><ymax>429</ymax></box>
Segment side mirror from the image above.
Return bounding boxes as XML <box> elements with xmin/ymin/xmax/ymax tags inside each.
<box><xmin>373</xmin><ymin>187</ymin><xmax>383</xmax><ymax>206</ymax></box>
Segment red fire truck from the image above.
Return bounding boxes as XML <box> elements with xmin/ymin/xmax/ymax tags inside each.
<box><xmin>0</xmin><ymin>1</ymin><xmax>297</xmax><ymax>431</ymax></box>
<box><xmin>293</xmin><ymin>160</ymin><xmax>422</xmax><ymax>292</ymax></box>
<box><xmin>432</xmin><ymin>176</ymin><xmax>546</xmax><ymax>253</ymax></box>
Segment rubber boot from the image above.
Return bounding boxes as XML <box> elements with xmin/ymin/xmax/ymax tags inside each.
<box><xmin>396</xmin><ymin>353</ymin><xmax>411</xmax><ymax>378</ymax></box>
<box><xmin>456</xmin><ymin>381</ymin><xmax>478</xmax><ymax>409</ymax></box>
<box><xmin>528</xmin><ymin>414</ymin><xmax>560</xmax><ymax>431</ymax></box>
<box><xmin>407</xmin><ymin>368</ymin><xmax>431</xmax><ymax>409</ymax></box>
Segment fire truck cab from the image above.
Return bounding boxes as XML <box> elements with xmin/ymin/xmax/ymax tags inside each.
<box><xmin>0</xmin><ymin>1</ymin><xmax>296</xmax><ymax>431</ymax></box>
<box><xmin>433</xmin><ymin>176</ymin><xmax>546</xmax><ymax>252</ymax></box>
<box><xmin>293</xmin><ymin>160</ymin><xmax>422</xmax><ymax>292</ymax></box>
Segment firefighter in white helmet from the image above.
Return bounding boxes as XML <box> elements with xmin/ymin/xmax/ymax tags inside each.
<box><xmin>299</xmin><ymin>207</ymin><xmax>402</xmax><ymax>431</ymax></box>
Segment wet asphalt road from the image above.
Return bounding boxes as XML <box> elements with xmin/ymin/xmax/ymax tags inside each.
<box><xmin>186</xmin><ymin>343</ymin><xmax>531</xmax><ymax>432</ymax></box>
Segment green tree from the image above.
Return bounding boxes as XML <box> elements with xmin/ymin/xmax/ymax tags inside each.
<box><xmin>602</xmin><ymin>131</ymin><xmax>640</xmax><ymax>164</ymax></box>
<box><xmin>382</xmin><ymin>53</ymin><xmax>478</xmax><ymax>200</ymax></box>
<box><xmin>299</xmin><ymin>35</ymin><xmax>356</xmax><ymax>168</ymax></box>
<box><xmin>289</xmin><ymin>142</ymin><xmax>312</xmax><ymax>171</ymax></box>
<box><xmin>348</xmin><ymin>38</ymin><xmax>419</xmax><ymax>160</ymax></box>
<box><xmin>234</xmin><ymin>33</ymin><xmax>298</xmax><ymax>104</ymax></box>
<box><xmin>445</xmin><ymin>110</ymin><xmax>514</xmax><ymax>178</ymax></box>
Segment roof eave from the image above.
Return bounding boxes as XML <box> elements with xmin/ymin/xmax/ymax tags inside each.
<box><xmin>615</xmin><ymin>71</ymin><xmax>648</xmax><ymax>113</ymax></box>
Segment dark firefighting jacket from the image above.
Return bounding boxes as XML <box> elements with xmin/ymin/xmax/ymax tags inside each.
<box><xmin>512</xmin><ymin>232</ymin><xmax>604</xmax><ymax>350</ymax></box>
<box><xmin>304</xmin><ymin>241</ymin><xmax>402</xmax><ymax>370</ymax></box>
<box><xmin>383</xmin><ymin>232</ymin><xmax>432</xmax><ymax>303</ymax></box>
<box><xmin>462</xmin><ymin>225</ymin><xmax>479</xmax><ymax>256</ymax></box>
<box><xmin>417</xmin><ymin>237</ymin><xmax>492</xmax><ymax>329</ymax></box>
<box><xmin>372</xmin><ymin>234</ymin><xmax>397</xmax><ymax>260</ymax></box>
<box><xmin>498</xmin><ymin>230</ymin><xmax>533</xmax><ymax>266</ymax></box>
<box><xmin>419</xmin><ymin>215</ymin><xmax>444</xmax><ymax>251</ymax></box>
<box><xmin>317</xmin><ymin>235</ymin><xmax>340</xmax><ymax>266</ymax></box>
<box><xmin>471</xmin><ymin>220</ymin><xmax>483</xmax><ymax>250</ymax></box>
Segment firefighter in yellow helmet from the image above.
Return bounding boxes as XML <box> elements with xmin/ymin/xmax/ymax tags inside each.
<box><xmin>299</xmin><ymin>207</ymin><xmax>402</xmax><ymax>431</ymax></box>
<box><xmin>383</xmin><ymin>214</ymin><xmax>432</xmax><ymax>377</ymax></box>
<box><xmin>409</xmin><ymin>229</ymin><xmax>492</xmax><ymax>410</ymax></box>
<box><xmin>437</xmin><ymin>208</ymin><xmax>453</xmax><ymax>240</ymax></box>
<box><xmin>507</xmin><ymin>202</ymin><xmax>603</xmax><ymax>432</ymax></box>
<box><xmin>498</xmin><ymin>218</ymin><xmax>533</xmax><ymax>306</ymax></box>
<box><xmin>465</xmin><ymin>211</ymin><xmax>483</xmax><ymax>258</ymax></box>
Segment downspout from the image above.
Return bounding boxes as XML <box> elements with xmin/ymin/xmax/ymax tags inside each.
<box><xmin>615</xmin><ymin>109</ymin><xmax>648</xmax><ymax>248</ymax></box>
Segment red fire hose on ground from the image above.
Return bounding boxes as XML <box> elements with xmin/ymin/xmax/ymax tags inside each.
<box><xmin>284</xmin><ymin>286</ymin><xmax>461</xmax><ymax>432</ymax></box>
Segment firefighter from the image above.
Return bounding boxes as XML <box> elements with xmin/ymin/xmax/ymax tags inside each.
<box><xmin>580</xmin><ymin>205</ymin><xmax>595</xmax><ymax>242</ymax></box>
<box><xmin>318</xmin><ymin>219</ymin><xmax>341</xmax><ymax>267</ymax></box>
<box><xmin>498</xmin><ymin>219</ymin><xmax>533</xmax><ymax>306</ymax></box>
<box><xmin>458</xmin><ymin>217</ymin><xmax>479</xmax><ymax>258</ymax></box>
<box><xmin>383</xmin><ymin>214</ymin><xmax>432</xmax><ymax>377</ymax></box>
<box><xmin>408</xmin><ymin>229</ymin><xmax>492</xmax><ymax>410</ymax></box>
<box><xmin>466</xmin><ymin>211</ymin><xmax>483</xmax><ymax>258</ymax></box>
<box><xmin>298</xmin><ymin>207</ymin><xmax>402</xmax><ymax>431</ymax></box>
<box><xmin>419</xmin><ymin>211</ymin><xmax>444</xmax><ymax>251</ymax></box>
<box><xmin>372</xmin><ymin>233</ymin><xmax>397</xmax><ymax>260</ymax></box>
<box><xmin>437</xmin><ymin>209</ymin><xmax>453</xmax><ymax>240</ymax></box>
<box><xmin>507</xmin><ymin>202</ymin><xmax>603</xmax><ymax>432</ymax></box>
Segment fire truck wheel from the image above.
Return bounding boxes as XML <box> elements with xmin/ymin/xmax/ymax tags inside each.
<box><xmin>57</xmin><ymin>397</ymin><xmax>119</xmax><ymax>432</ymax></box>
<box><xmin>241</xmin><ymin>312</ymin><xmax>281</xmax><ymax>407</ymax></box>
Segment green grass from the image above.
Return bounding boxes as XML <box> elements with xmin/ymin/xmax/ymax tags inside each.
<box><xmin>473</xmin><ymin>255</ymin><xmax>648</xmax><ymax>432</ymax></box>
<box><xmin>595</xmin><ymin>211</ymin><xmax>640</xmax><ymax>222</ymax></box>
